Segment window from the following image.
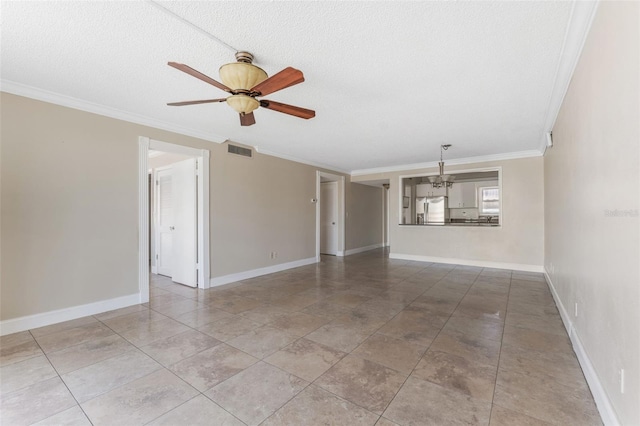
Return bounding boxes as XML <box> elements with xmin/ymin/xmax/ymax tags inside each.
<box><xmin>479</xmin><ymin>186</ymin><xmax>500</xmax><ymax>215</ymax></box>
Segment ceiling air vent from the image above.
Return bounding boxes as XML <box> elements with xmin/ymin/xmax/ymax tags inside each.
<box><xmin>227</xmin><ymin>144</ymin><xmax>252</xmax><ymax>158</ymax></box>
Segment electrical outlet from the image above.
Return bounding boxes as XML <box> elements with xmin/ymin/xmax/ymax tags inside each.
<box><xmin>620</xmin><ymin>369</ymin><xmax>625</xmax><ymax>394</ymax></box>
<box><xmin>574</xmin><ymin>302</ymin><xmax>578</xmax><ymax>317</ymax></box>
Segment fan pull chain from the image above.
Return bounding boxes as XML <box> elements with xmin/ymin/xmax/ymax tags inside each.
<box><xmin>147</xmin><ymin>0</ymin><xmax>238</xmax><ymax>54</ymax></box>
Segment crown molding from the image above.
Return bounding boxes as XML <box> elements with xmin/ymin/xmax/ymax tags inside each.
<box><xmin>538</xmin><ymin>0</ymin><xmax>600</xmax><ymax>154</ymax></box>
<box><xmin>254</xmin><ymin>147</ymin><xmax>350</xmax><ymax>175</ymax></box>
<box><xmin>0</xmin><ymin>80</ymin><xmax>227</xmax><ymax>144</ymax></box>
<box><xmin>350</xmin><ymin>149</ymin><xmax>542</xmax><ymax>177</ymax></box>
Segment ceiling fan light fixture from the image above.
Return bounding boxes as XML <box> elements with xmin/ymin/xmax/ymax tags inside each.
<box><xmin>226</xmin><ymin>94</ymin><xmax>259</xmax><ymax>114</ymax></box>
<box><xmin>219</xmin><ymin>52</ymin><xmax>268</xmax><ymax>90</ymax></box>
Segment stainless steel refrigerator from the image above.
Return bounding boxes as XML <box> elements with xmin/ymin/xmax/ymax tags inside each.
<box><xmin>416</xmin><ymin>196</ymin><xmax>449</xmax><ymax>225</ymax></box>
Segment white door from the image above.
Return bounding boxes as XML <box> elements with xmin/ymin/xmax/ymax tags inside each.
<box><xmin>171</xmin><ymin>158</ymin><xmax>197</xmax><ymax>287</ymax></box>
<box><xmin>320</xmin><ymin>181</ymin><xmax>338</xmax><ymax>255</ymax></box>
<box><xmin>155</xmin><ymin>167</ymin><xmax>173</xmax><ymax>277</ymax></box>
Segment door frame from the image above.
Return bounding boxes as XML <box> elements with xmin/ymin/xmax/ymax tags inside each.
<box><xmin>315</xmin><ymin>171</ymin><xmax>345</xmax><ymax>260</ymax></box>
<box><xmin>138</xmin><ymin>137</ymin><xmax>210</xmax><ymax>303</ymax></box>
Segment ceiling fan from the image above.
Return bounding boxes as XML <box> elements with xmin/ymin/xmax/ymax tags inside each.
<box><xmin>167</xmin><ymin>52</ymin><xmax>315</xmax><ymax>126</ymax></box>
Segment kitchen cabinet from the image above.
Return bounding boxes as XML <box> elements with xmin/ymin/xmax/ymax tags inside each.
<box><xmin>416</xmin><ymin>184</ymin><xmax>446</xmax><ymax>197</ymax></box>
<box><xmin>448</xmin><ymin>182</ymin><xmax>477</xmax><ymax>208</ymax></box>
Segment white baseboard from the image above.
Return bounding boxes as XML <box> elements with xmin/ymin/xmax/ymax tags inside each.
<box><xmin>0</xmin><ymin>293</ymin><xmax>140</xmax><ymax>336</ymax></box>
<box><xmin>389</xmin><ymin>253</ymin><xmax>543</xmax><ymax>272</ymax></box>
<box><xmin>344</xmin><ymin>243</ymin><xmax>384</xmax><ymax>256</ymax></box>
<box><xmin>210</xmin><ymin>257</ymin><xmax>317</xmax><ymax>287</ymax></box>
<box><xmin>544</xmin><ymin>270</ymin><xmax>619</xmax><ymax>426</ymax></box>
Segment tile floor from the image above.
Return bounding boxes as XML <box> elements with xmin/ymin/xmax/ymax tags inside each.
<box><xmin>0</xmin><ymin>249</ymin><xmax>602</xmax><ymax>425</ymax></box>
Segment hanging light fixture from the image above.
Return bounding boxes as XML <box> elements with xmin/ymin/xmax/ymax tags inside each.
<box><xmin>219</xmin><ymin>51</ymin><xmax>268</xmax><ymax>114</ymax></box>
<box><xmin>427</xmin><ymin>144</ymin><xmax>455</xmax><ymax>188</ymax></box>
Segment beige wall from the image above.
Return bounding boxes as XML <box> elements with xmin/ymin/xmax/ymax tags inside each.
<box><xmin>346</xmin><ymin>183</ymin><xmax>383</xmax><ymax>251</ymax></box>
<box><xmin>0</xmin><ymin>93</ymin><xmax>353</xmax><ymax>321</ymax></box>
<box><xmin>545</xmin><ymin>2</ymin><xmax>639</xmax><ymax>423</ymax></box>
<box><xmin>353</xmin><ymin>156</ymin><xmax>544</xmax><ymax>269</ymax></box>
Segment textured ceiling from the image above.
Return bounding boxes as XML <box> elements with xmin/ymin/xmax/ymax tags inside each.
<box><xmin>1</xmin><ymin>1</ymin><xmax>580</xmax><ymax>173</ymax></box>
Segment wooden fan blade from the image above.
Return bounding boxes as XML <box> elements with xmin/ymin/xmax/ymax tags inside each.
<box><xmin>250</xmin><ymin>67</ymin><xmax>304</xmax><ymax>96</ymax></box>
<box><xmin>260</xmin><ymin>100</ymin><xmax>315</xmax><ymax>119</ymax></box>
<box><xmin>240</xmin><ymin>112</ymin><xmax>256</xmax><ymax>126</ymax></box>
<box><xmin>168</xmin><ymin>62</ymin><xmax>231</xmax><ymax>93</ymax></box>
<box><xmin>167</xmin><ymin>98</ymin><xmax>227</xmax><ymax>106</ymax></box>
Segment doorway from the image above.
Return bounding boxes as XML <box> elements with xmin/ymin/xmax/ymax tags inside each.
<box><xmin>138</xmin><ymin>137</ymin><xmax>210</xmax><ymax>304</ymax></box>
<box><xmin>151</xmin><ymin>157</ymin><xmax>198</xmax><ymax>287</ymax></box>
<box><xmin>315</xmin><ymin>171</ymin><xmax>345</xmax><ymax>259</ymax></box>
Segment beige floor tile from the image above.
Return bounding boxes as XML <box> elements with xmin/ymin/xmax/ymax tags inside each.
<box><xmin>100</xmin><ymin>309</ymin><xmax>167</xmax><ymax>333</ymax></box>
<box><xmin>150</xmin><ymin>298</ymin><xmax>207</xmax><ymax>318</ymax></box>
<box><xmin>0</xmin><ymin>376</ymin><xmax>77</xmax><ymax>425</ymax></box>
<box><xmin>93</xmin><ymin>304</ymin><xmax>148</xmax><ymax>321</ymax></box>
<box><xmin>498</xmin><ymin>344</ymin><xmax>585</xmax><ymax>387</ymax></box>
<box><xmin>305</xmin><ymin>321</ymin><xmax>373</xmax><ymax>352</ymax></box>
<box><xmin>0</xmin><ymin>335</ymin><xmax>43</xmax><ymax>367</ymax></box>
<box><xmin>147</xmin><ymin>394</ymin><xmax>244</xmax><ymax>426</ymax></box>
<box><xmin>324</xmin><ymin>292</ymin><xmax>371</xmax><ymax>308</ymax></box>
<box><xmin>139</xmin><ymin>329</ymin><xmax>220</xmax><ymax>366</ymax></box>
<box><xmin>34</xmin><ymin>322</ymin><xmax>114</xmax><ymax>353</ymax></box>
<box><xmin>31</xmin><ymin>405</ymin><xmax>91</xmax><ymax>426</ymax></box>
<box><xmin>262</xmin><ymin>384</ymin><xmax>379</xmax><ymax>426</ymax></box>
<box><xmin>47</xmin><ymin>334</ymin><xmax>134</xmax><ymax>374</ymax></box>
<box><xmin>315</xmin><ymin>355</ymin><xmax>407</xmax><ymax>415</ymax></box>
<box><xmin>81</xmin><ymin>369</ymin><xmax>198</xmax><ymax>426</ymax></box>
<box><xmin>413</xmin><ymin>349</ymin><xmax>497</xmax><ymax>401</ymax></box>
<box><xmin>30</xmin><ymin>316</ymin><xmax>98</xmax><ymax>338</ymax></box>
<box><xmin>489</xmin><ymin>405</ymin><xmax>552</xmax><ymax>426</ymax></box>
<box><xmin>265</xmin><ymin>338</ymin><xmax>346</xmax><ymax>381</ymax></box>
<box><xmin>197</xmin><ymin>314</ymin><xmax>261</xmax><ymax>341</ymax></box>
<box><xmin>3</xmin><ymin>253</ymin><xmax>603</xmax><ymax>425</ymax></box>
<box><xmin>172</xmin><ymin>305</ymin><xmax>233</xmax><ymax>328</ymax></box>
<box><xmin>269</xmin><ymin>293</ymin><xmax>322</xmax><ymax>311</ymax></box>
<box><xmin>239</xmin><ymin>304</ymin><xmax>289</xmax><ymax>325</ymax></box>
<box><xmin>377</xmin><ymin>309</ymin><xmax>446</xmax><ymax>346</ymax></box>
<box><xmin>170</xmin><ymin>343</ymin><xmax>257</xmax><ymax>391</ymax></box>
<box><xmin>0</xmin><ymin>355</ymin><xmax>57</xmax><ymax>395</ymax></box>
<box><xmin>502</xmin><ymin>326</ymin><xmax>572</xmax><ymax>354</ymax></box>
<box><xmin>430</xmin><ymin>328</ymin><xmax>502</xmax><ymax>367</ymax></box>
<box><xmin>227</xmin><ymin>325</ymin><xmax>298</xmax><ymax>359</ymax></box>
<box><xmin>209</xmin><ymin>295</ymin><xmax>263</xmax><ymax>314</ymax></box>
<box><xmin>149</xmin><ymin>293</ymin><xmax>189</xmax><ymax>307</ymax></box>
<box><xmin>383</xmin><ymin>376</ymin><xmax>492</xmax><ymax>425</ymax></box>
<box><xmin>444</xmin><ymin>314</ymin><xmax>505</xmax><ymax>342</ymax></box>
<box><xmin>119</xmin><ymin>317</ymin><xmax>191</xmax><ymax>347</ymax></box>
<box><xmin>375</xmin><ymin>417</ymin><xmax>400</xmax><ymax>426</ymax></box>
<box><xmin>352</xmin><ymin>333</ymin><xmax>425</xmax><ymax>374</ymax></box>
<box><xmin>507</xmin><ymin>301</ymin><xmax>559</xmax><ymax>317</ymax></box>
<box><xmin>494</xmin><ymin>369</ymin><xmax>601</xmax><ymax>425</ymax></box>
<box><xmin>206</xmin><ymin>361</ymin><xmax>308</xmax><ymax>426</ymax></box>
<box><xmin>61</xmin><ymin>349</ymin><xmax>162</xmax><ymax>402</ymax></box>
<box><xmin>409</xmin><ymin>294</ymin><xmax>460</xmax><ymax>315</ymax></box>
<box><xmin>163</xmin><ymin>283</ymin><xmax>202</xmax><ymax>298</ymax></box>
<box><xmin>267</xmin><ymin>311</ymin><xmax>329</xmax><ymax>336</ymax></box>
<box><xmin>301</xmin><ymin>300</ymin><xmax>352</xmax><ymax>319</ymax></box>
<box><xmin>0</xmin><ymin>330</ymin><xmax>34</xmax><ymax>347</ymax></box>
<box><xmin>504</xmin><ymin>311</ymin><xmax>565</xmax><ymax>336</ymax></box>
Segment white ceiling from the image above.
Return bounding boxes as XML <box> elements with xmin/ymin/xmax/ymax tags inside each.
<box><xmin>1</xmin><ymin>1</ymin><xmax>596</xmax><ymax>173</ymax></box>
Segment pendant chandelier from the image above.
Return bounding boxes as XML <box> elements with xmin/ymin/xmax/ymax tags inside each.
<box><xmin>428</xmin><ymin>144</ymin><xmax>455</xmax><ymax>188</ymax></box>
